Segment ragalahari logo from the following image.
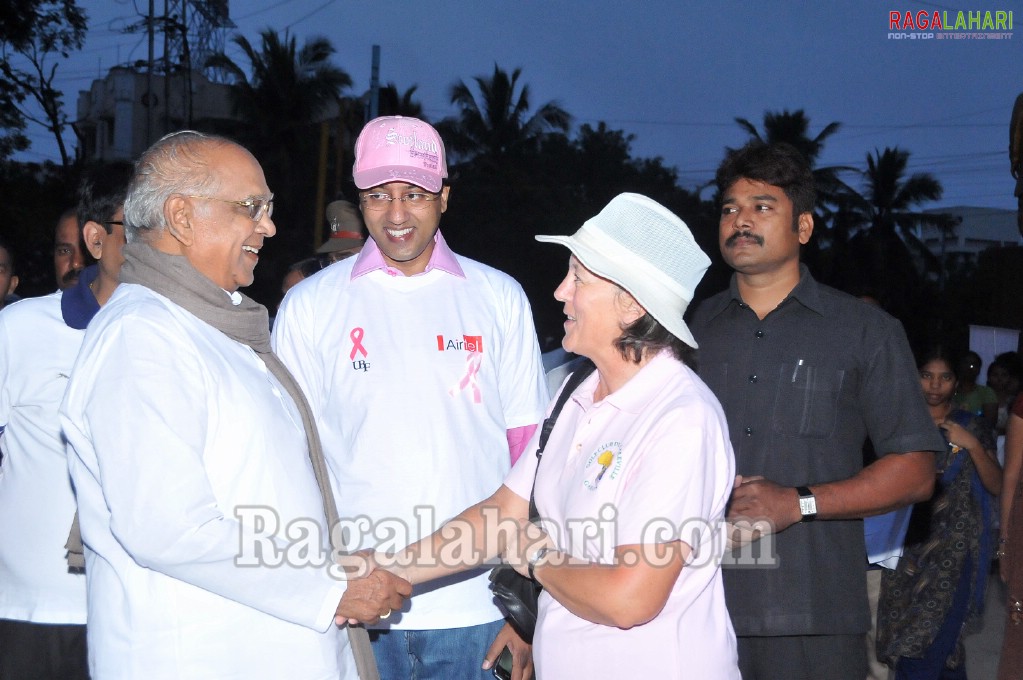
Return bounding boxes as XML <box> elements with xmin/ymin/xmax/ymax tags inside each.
<box><xmin>888</xmin><ymin>9</ymin><xmax>1014</xmax><ymax>40</ymax></box>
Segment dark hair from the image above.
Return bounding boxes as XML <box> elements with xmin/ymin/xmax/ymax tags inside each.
<box><xmin>614</xmin><ymin>310</ymin><xmax>695</xmax><ymax>369</ymax></box>
<box><xmin>77</xmin><ymin>162</ymin><xmax>136</xmax><ymax>233</ymax></box>
<box><xmin>715</xmin><ymin>141</ymin><xmax>816</xmax><ymax>221</ymax></box>
<box><xmin>915</xmin><ymin>344</ymin><xmax>958</xmax><ymax>377</ymax></box>
<box><xmin>990</xmin><ymin>351</ymin><xmax>1022</xmax><ymax>381</ymax></box>
<box><xmin>288</xmin><ymin>256</ymin><xmax>329</xmax><ymax>279</ymax></box>
<box><xmin>0</xmin><ymin>234</ymin><xmax>15</xmax><ymax>274</ymax></box>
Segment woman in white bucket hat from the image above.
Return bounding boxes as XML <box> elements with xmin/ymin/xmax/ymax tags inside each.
<box><xmin>378</xmin><ymin>193</ymin><xmax>740</xmax><ymax>679</ymax></box>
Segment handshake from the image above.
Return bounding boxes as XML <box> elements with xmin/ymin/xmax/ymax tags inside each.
<box><xmin>333</xmin><ymin>551</ymin><xmax>412</xmax><ymax>627</ymax></box>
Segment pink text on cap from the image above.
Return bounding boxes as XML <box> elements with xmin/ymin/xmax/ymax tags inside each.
<box><xmin>353</xmin><ymin>116</ymin><xmax>448</xmax><ymax>193</ymax></box>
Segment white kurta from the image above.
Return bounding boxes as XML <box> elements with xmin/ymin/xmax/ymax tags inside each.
<box><xmin>60</xmin><ymin>283</ymin><xmax>354</xmax><ymax>679</ymax></box>
<box><xmin>0</xmin><ymin>292</ymin><xmax>87</xmax><ymax>623</ymax></box>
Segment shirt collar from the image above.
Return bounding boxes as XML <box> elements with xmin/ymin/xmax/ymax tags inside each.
<box><xmin>703</xmin><ymin>263</ymin><xmax>825</xmax><ymax>320</ymax></box>
<box><xmin>570</xmin><ymin>351</ymin><xmax>678</xmax><ymax>415</ymax></box>
<box><xmin>60</xmin><ymin>265</ymin><xmax>101</xmax><ymax>330</ymax></box>
<box><xmin>350</xmin><ymin>230</ymin><xmax>465</xmax><ymax>280</ymax></box>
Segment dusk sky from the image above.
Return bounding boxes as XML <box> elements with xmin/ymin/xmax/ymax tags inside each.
<box><xmin>19</xmin><ymin>1</ymin><xmax>1023</xmax><ymax>213</ymax></box>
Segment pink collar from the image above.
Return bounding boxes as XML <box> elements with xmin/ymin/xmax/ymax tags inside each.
<box><xmin>350</xmin><ymin>230</ymin><xmax>465</xmax><ymax>279</ymax></box>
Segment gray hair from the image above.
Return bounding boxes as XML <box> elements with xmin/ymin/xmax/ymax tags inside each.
<box><xmin>123</xmin><ymin>130</ymin><xmax>230</xmax><ymax>243</ymax></box>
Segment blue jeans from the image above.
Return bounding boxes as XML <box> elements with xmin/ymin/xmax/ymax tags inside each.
<box><xmin>369</xmin><ymin>620</ymin><xmax>505</xmax><ymax>680</ymax></box>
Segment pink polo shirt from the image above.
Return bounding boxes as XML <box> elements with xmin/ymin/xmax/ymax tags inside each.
<box><xmin>505</xmin><ymin>351</ymin><xmax>740</xmax><ymax>679</ymax></box>
<box><xmin>351</xmin><ymin>231</ymin><xmax>537</xmax><ymax>461</ymax></box>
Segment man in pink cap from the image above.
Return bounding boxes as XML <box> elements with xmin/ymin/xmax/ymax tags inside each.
<box><xmin>274</xmin><ymin>116</ymin><xmax>548</xmax><ymax>680</ymax></box>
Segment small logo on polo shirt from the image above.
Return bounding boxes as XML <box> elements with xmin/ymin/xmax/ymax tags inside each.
<box><xmin>436</xmin><ymin>334</ymin><xmax>483</xmax><ymax>353</ymax></box>
<box><xmin>583</xmin><ymin>441</ymin><xmax>622</xmax><ymax>490</ymax></box>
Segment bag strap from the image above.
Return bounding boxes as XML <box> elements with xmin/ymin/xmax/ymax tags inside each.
<box><xmin>528</xmin><ymin>360</ymin><xmax>596</xmax><ymax>523</ymax></box>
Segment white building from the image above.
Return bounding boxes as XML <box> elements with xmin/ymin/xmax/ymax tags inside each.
<box><xmin>920</xmin><ymin>205</ymin><xmax>1020</xmax><ymax>263</ymax></box>
<box><xmin>75</xmin><ymin>66</ymin><xmax>237</xmax><ymax>163</ymax></box>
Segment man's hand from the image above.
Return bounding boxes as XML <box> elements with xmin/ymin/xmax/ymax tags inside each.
<box><xmin>334</xmin><ymin>568</ymin><xmax>412</xmax><ymax>626</ymax></box>
<box><xmin>482</xmin><ymin>622</ymin><xmax>533</xmax><ymax>680</ymax></box>
<box><xmin>727</xmin><ymin>475</ymin><xmax>801</xmax><ymax>536</ymax></box>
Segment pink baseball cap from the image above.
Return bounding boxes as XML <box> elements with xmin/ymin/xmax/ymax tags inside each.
<box><xmin>352</xmin><ymin>116</ymin><xmax>448</xmax><ymax>193</ymax></box>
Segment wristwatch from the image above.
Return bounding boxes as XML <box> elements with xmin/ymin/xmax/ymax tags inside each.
<box><xmin>528</xmin><ymin>546</ymin><xmax>552</xmax><ymax>581</ymax></box>
<box><xmin>796</xmin><ymin>486</ymin><xmax>817</xmax><ymax>522</ymax></box>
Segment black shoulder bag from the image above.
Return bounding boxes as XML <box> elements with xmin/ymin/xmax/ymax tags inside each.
<box><xmin>488</xmin><ymin>359</ymin><xmax>595</xmax><ymax>642</ymax></box>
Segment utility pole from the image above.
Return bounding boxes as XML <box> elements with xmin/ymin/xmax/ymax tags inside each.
<box><xmin>147</xmin><ymin>0</ymin><xmax>155</xmax><ymax>146</ymax></box>
<box><xmin>368</xmin><ymin>45</ymin><xmax>380</xmax><ymax>120</ymax></box>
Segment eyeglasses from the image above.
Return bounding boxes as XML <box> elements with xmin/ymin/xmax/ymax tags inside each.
<box><xmin>186</xmin><ymin>194</ymin><xmax>274</xmax><ymax>222</ymax></box>
<box><xmin>360</xmin><ymin>191</ymin><xmax>440</xmax><ymax>211</ymax></box>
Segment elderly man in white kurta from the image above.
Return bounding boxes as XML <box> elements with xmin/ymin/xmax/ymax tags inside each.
<box><xmin>60</xmin><ymin>130</ymin><xmax>409</xmax><ymax>679</ymax></box>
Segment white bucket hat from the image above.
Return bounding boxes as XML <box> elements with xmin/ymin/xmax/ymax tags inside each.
<box><xmin>535</xmin><ymin>193</ymin><xmax>710</xmax><ymax>348</ymax></box>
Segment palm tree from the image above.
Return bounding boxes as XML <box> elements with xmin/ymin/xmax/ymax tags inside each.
<box><xmin>437</xmin><ymin>64</ymin><xmax>570</xmax><ymax>167</ymax></box>
<box><xmin>735</xmin><ymin>109</ymin><xmax>840</xmax><ymax>164</ymax></box>
<box><xmin>204</xmin><ymin>30</ymin><xmax>351</xmax><ymax>173</ymax></box>
<box><xmin>376</xmin><ymin>83</ymin><xmax>423</xmax><ymax>118</ymax></box>
<box><xmin>855</xmin><ymin>147</ymin><xmax>955</xmax><ymax>270</ymax></box>
<box><xmin>832</xmin><ymin>147</ymin><xmax>955</xmax><ymax>317</ymax></box>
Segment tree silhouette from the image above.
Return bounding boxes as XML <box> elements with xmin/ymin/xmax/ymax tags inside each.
<box><xmin>833</xmin><ymin>147</ymin><xmax>953</xmax><ymax>323</ymax></box>
<box><xmin>205</xmin><ymin>29</ymin><xmax>351</xmax><ymax>175</ymax></box>
<box><xmin>0</xmin><ymin>0</ymin><xmax>87</xmax><ymax>167</ymax></box>
<box><xmin>437</xmin><ymin>64</ymin><xmax>570</xmax><ymax>168</ymax></box>
<box><xmin>856</xmin><ymin>147</ymin><xmax>952</xmax><ymax>268</ymax></box>
<box><xmin>376</xmin><ymin>83</ymin><xmax>423</xmax><ymax>118</ymax></box>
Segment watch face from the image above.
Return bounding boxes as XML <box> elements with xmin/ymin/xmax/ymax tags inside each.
<box><xmin>799</xmin><ymin>496</ymin><xmax>817</xmax><ymax>516</ymax></box>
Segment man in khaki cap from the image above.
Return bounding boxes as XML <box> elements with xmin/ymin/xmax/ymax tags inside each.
<box><xmin>318</xmin><ymin>199</ymin><xmax>366</xmax><ymax>263</ymax></box>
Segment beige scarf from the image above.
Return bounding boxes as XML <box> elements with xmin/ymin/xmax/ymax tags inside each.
<box><xmin>66</xmin><ymin>243</ymin><xmax>378</xmax><ymax>679</ymax></box>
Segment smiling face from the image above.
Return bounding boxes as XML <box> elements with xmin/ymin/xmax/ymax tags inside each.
<box><xmin>359</xmin><ymin>182</ymin><xmax>449</xmax><ymax>276</ymax></box>
<box><xmin>919</xmin><ymin>358</ymin><xmax>957</xmax><ymax>408</ymax></box>
<box><xmin>553</xmin><ymin>256</ymin><xmax>641</xmax><ymax>363</ymax></box>
<box><xmin>181</xmin><ymin>144</ymin><xmax>276</xmax><ymax>292</ymax></box>
<box><xmin>719</xmin><ymin>178</ymin><xmax>812</xmax><ymax>277</ymax></box>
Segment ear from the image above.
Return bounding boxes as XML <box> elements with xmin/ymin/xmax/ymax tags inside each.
<box><xmin>618</xmin><ymin>291</ymin><xmax>647</xmax><ymax>326</ymax></box>
<box><xmin>797</xmin><ymin>212</ymin><xmax>814</xmax><ymax>245</ymax></box>
<box><xmin>164</xmin><ymin>195</ymin><xmax>195</xmax><ymax>247</ymax></box>
<box><xmin>438</xmin><ymin>185</ymin><xmax>451</xmax><ymax>214</ymax></box>
<box><xmin>82</xmin><ymin>221</ymin><xmax>106</xmax><ymax>260</ymax></box>
<box><xmin>5</xmin><ymin>275</ymin><xmax>18</xmax><ymax>297</ymax></box>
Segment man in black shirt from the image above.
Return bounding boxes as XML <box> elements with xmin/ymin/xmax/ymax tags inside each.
<box><xmin>690</xmin><ymin>141</ymin><xmax>943</xmax><ymax>680</ymax></box>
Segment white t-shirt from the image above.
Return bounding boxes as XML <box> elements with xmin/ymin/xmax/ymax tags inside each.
<box><xmin>61</xmin><ymin>284</ymin><xmax>354</xmax><ymax>679</ymax></box>
<box><xmin>273</xmin><ymin>250</ymin><xmax>548</xmax><ymax>630</ymax></box>
<box><xmin>0</xmin><ymin>292</ymin><xmax>87</xmax><ymax>624</ymax></box>
<box><xmin>505</xmin><ymin>352</ymin><xmax>740</xmax><ymax>679</ymax></box>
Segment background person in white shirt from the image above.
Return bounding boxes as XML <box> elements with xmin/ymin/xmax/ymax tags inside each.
<box><xmin>0</xmin><ymin>161</ymin><xmax>133</xmax><ymax>680</ymax></box>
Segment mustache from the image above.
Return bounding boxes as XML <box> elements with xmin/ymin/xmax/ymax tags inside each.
<box><xmin>62</xmin><ymin>267</ymin><xmax>83</xmax><ymax>286</ymax></box>
<box><xmin>724</xmin><ymin>231</ymin><xmax>764</xmax><ymax>247</ymax></box>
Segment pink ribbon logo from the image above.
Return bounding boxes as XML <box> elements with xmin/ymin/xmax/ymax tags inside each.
<box><xmin>449</xmin><ymin>351</ymin><xmax>482</xmax><ymax>403</ymax></box>
<box><xmin>349</xmin><ymin>327</ymin><xmax>367</xmax><ymax>360</ymax></box>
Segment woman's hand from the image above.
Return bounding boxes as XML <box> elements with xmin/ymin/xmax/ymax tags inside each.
<box><xmin>506</xmin><ymin>520</ymin><xmax>554</xmax><ymax>578</ymax></box>
<box><xmin>940</xmin><ymin>420</ymin><xmax>981</xmax><ymax>454</ymax></box>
